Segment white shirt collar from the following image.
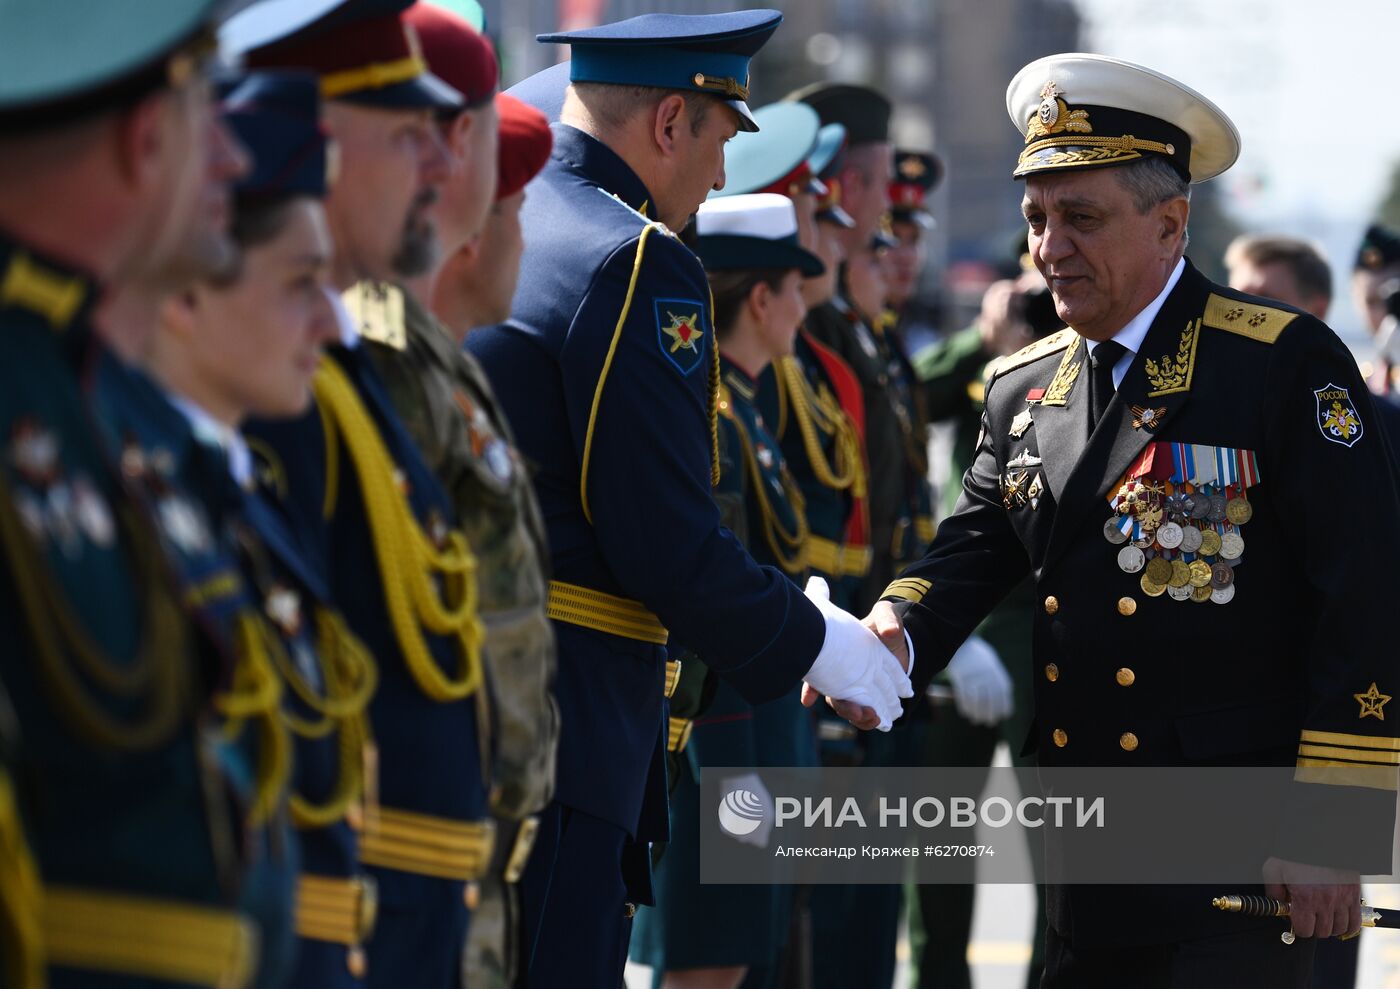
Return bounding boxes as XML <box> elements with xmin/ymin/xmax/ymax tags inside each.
<box><xmin>1084</xmin><ymin>257</ymin><xmax>1185</xmax><ymax>388</ymax></box>
<box><xmin>169</xmin><ymin>395</ymin><xmax>253</xmax><ymax>490</ymax></box>
<box><xmin>330</xmin><ymin>285</ymin><xmax>358</xmax><ymax>348</ymax></box>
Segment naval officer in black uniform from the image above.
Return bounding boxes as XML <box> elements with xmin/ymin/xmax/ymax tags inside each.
<box><xmin>863</xmin><ymin>53</ymin><xmax>1400</xmax><ymax>987</ymax></box>
<box><xmin>470</xmin><ymin>11</ymin><xmax>912</xmax><ymax>986</ymax></box>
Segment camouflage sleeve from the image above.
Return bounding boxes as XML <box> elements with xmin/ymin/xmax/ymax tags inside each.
<box><xmin>912</xmin><ymin>325</ymin><xmax>990</xmax><ymax>422</ymax></box>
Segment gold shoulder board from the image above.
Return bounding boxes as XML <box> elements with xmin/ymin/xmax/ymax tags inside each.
<box><xmin>1202</xmin><ymin>293</ymin><xmax>1298</xmax><ymax>344</ymax></box>
<box><xmin>343</xmin><ymin>282</ymin><xmax>407</xmax><ymax>351</ymax></box>
<box><xmin>987</xmin><ymin>327</ymin><xmax>1077</xmax><ymax>380</ymax></box>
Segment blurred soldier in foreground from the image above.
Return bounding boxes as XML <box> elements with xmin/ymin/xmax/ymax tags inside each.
<box><xmin>0</xmin><ymin>2</ymin><xmax>273</xmax><ymax>985</ymax></box>
<box><xmin>226</xmin><ymin>1</ymin><xmax>496</xmax><ymax>985</ymax></box>
<box><xmin>868</xmin><ymin>53</ymin><xmax>1400</xmax><ymax>986</ymax></box>
<box><xmin>351</xmin><ymin>7</ymin><xmax>560</xmax><ymax>986</ymax></box>
<box><xmin>471</xmin><ymin>12</ymin><xmax>912</xmax><ymax>986</ymax></box>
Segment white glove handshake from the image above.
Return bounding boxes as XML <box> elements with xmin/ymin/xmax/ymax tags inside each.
<box><xmin>944</xmin><ymin>634</ymin><xmax>1014</xmax><ymax>727</ymax></box>
<box><xmin>802</xmin><ymin>577</ymin><xmax>913</xmax><ymax>731</ymax></box>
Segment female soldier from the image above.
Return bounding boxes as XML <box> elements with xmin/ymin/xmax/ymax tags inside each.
<box><xmin>137</xmin><ymin>73</ymin><xmax>377</xmax><ymax>986</ymax></box>
<box><xmin>632</xmin><ymin>193</ymin><xmax>825</xmax><ymax>989</ymax></box>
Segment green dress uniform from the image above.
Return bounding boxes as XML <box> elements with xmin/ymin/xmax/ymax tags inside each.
<box><xmin>0</xmin><ymin>240</ymin><xmax>262</xmax><ymax>989</ymax></box>
<box><xmin>905</xmin><ymin>324</ymin><xmax>1044</xmax><ymax>989</ymax></box>
<box><xmin>632</xmin><ymin>361</ymin><xmax>819</xmax><ymax>977</ymax></box>
<box><xmin>355</xmin><ymin>282</ymin><xmax>559</xmax><ymax>989</ymax></box>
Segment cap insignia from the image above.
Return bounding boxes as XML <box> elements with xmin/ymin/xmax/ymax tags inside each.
<box><xmin>1027</xmin><ymin>80</ymin><xmax>1091</xmax><ymax>142</ymax></box>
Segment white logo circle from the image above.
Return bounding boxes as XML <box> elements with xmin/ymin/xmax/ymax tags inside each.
<box><xmin>717</xmin><ymin>788</ymin><xmax>766</xmax><ymax>837</ymax></box>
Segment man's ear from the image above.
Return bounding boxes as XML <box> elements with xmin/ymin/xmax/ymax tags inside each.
<box><xmin>113</xmin><ymin>92</ymin><xmax>170</xmax><ymax>188</ymax></box>
<box><xmin>1160</xmin><ymin>196</ymin><xmax>1190</xmax><ymax>254</ymax></box>
<box><xmin>652</xmin><ymin>94</ymin><xmax>688</xmax><ymax>158</ymax></box>
<box><xmin>160</xmin><ymin>290</ymin><xmax>199</xmax><ymax>339</ymax></box>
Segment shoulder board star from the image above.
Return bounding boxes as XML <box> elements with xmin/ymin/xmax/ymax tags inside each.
<box><xmin>988</xmin><ymin>327</ymin><xmax>1077</xmax><ymax>381</ymax></box>
<box><xmin>1202</xmin><ymin>293</ymin><xmax>1299</xmax><ymax>344</ymax></box>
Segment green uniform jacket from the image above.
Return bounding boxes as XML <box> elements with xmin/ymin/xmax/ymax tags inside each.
<box><xmin>357</xmin><ymin>283</ymin><xmax>559</xmax><ymax>989</ymax></box>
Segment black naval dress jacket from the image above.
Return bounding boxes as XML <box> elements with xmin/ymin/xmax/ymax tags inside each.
<box><xmin>885</xmin><ymin>260</ymin><xmax>1400</xmax><ymax>946</ymax></box>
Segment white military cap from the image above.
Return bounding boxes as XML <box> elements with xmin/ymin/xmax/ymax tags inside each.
<box><xmin>1005</xmin><ymin>53</ymin><xmax>1240</xmax><ymax>183</ymax></box>
<box><xmin>694</xmin><ymin>193</ymin><xmax>824</xmax><ymax>276</ymax></box>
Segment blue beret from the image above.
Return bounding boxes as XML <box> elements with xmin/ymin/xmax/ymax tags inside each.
<box><xmin>220</xmin><ymin>71</ymin><xmax>332</xmax><ymax>202</ymax></box>
<box><xmin>536</xmin><ymin>9</ymin><xmax>782</xmax><ymax>133</ymax></box>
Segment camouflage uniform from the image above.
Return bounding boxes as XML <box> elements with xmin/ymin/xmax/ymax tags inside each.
<box><xmin>353</xmin><ymin>282</ymin><xmax>558</xmax><ymax>989</ymax></box>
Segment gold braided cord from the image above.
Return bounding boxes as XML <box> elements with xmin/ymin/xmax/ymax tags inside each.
<box><xmin>217</xmin><ymin>615</ymin><xmax>292</xmax><ymax>828</ymax></box>
<box><xmin>0</xmin><ymin>769</ymin><xmax>43</xmax><ymax>989</ymax></box>
<box><xmin>733</xmin><ymin>415</ymin><xmax>809</xmax><ymax>575</ymax></box>
<box><xmin>286</xmin><ymin>611</ymin><xmax>375</xmax><ymax>829</ymax></box>
<box><xmin>1019</xmin><ymin>132</ymin><xmax>1174</xmax><ymax>166</ymax></box>
<box><xmin>580</xmin><ymin>225</ymin><xmax>660</xmax><ymax>523</ymax></box>
<box><xmin>312</xmin><ymin>358</ymin><xmax>484</xmax><ymax>702</ymax></box>
<box><xmin>0</xmin><ymin>476</ymin><xmax>189</xmax><ymax>750</ymax></box>
<box><xmin>275</xmin><ymin>609</ymin><xmax>378</xmax><ymax>738</ymax></box>
<box><xmin>771</xmin><ymin>355</ymin><xmax>790</xmax><ymax>440</ymax></box>
<box><xmin>778</xmin><ymin>357</ymin><xmax>867</xmax><ymax>498</ymax></box>
<box><xmin>707</xmin><ymin>285</ymin><xmax>722</xmax><ymax>487</ymax></box>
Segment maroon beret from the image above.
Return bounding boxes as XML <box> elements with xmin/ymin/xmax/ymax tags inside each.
<box><xmin>404</xmin><ymin>2</ymin><xmax>498</xmax><ymax>108</ymax></box>
<box><xmin>494</xmin><ymin>93</ymin><xmax>551</xmax><ymax>202</ymax></box>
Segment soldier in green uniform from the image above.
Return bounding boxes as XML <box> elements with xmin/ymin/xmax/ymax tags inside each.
<box><xmin>348</xmin><ymin>9</ymin><xmax>560</xmax><ymax>985</ymax></box>
<box><xmin>633</xmin><ymin>192</ymin><xmax>826</xmax><ymax>989</ymax></box>
<box><xmin>0</xmin><ymin>3</ymin><xmax>283</xmax><ymax>985</ymax></box>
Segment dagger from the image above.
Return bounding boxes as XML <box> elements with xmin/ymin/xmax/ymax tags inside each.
<box><xmin>1212</xmin><ymin>894</ymin><xmax>1400</xmax><ymax>944</ymax></box>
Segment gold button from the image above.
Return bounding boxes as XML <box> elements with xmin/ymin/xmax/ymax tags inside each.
<box><xmin>463</xmin><ymin>881</ymin><xmax>480</xmax><ymax>910</ymax></box>
<box><xmin>1052</xmin><ymin>728</ymin><xmax>1068</xmax><ymax>748</ymax></box>
<box><xmin>1117</xmin><ymin>596</ymin><xmax>1137</xmax><ymax>616</ymax></box>
<box><xmin>1119</xmin><ymin>732</ymin><xmax>1139</xmax><ymax>752</ymax></box>
<box><xmin>1045</xmin><ymin>663</ymin><xmax>1059</xmax><ymax>682</ymax></box>
<box><xmin>1115</xmin><ymin>668</ymin><xmax>1136</xmax><ymax>687</ymax></box>
<box><xmin>624</xmin><ymin>901</ymin><xmax>638</xmax><ymax>919</ymax></box>
<box><xmin>1043</xmin><ymin>595</ymin><xmax>1059</xmax><ymax>615</ymax></box>
<box><xmin>347</xmin><ymin>946</ymin><xmax>367</xmax><ymax>979</ymax></box>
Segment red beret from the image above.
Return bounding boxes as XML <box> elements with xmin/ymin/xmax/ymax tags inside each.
<box><xmin>404</xmin><ymin>2</ymin><xmax>498</xmax><ymax>107</ymax></box>
<box><xmin>495</xmin><ymin>93</ymin><xmax>551</xmax><ymax>202</ymax></box>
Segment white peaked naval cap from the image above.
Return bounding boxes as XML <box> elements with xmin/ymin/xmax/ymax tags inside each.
<box><xmin>1006</xmin><ymin>53</ymin><xmax>1241</xmax><ymax>183</ymax></box>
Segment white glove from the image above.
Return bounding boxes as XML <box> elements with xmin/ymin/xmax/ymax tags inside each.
<box><xmin>719</xmin><ymin>772</ymin><xmax>774</xmax><ymax>848</ymax></box>
<box><xmin>945</xmin><ymin>635</ymin><xmax>1013</xmax><ymax>727</ymax></box>
<box><xmin>802</xmin><ymin>576</ymin><xmax>913</xmax><ymax>731</ymax></box>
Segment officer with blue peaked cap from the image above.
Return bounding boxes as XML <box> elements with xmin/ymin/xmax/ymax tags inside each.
<box><xmin>466</xmin><ymin>9</ymin><xmax>915</xmax><ymax>987</ymax></box>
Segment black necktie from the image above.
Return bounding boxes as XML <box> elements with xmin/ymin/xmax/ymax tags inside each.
<box><xmin>1089</xmin><ymin>340</ymin><xmax>1127</xmax><ymax>426</ymax></box>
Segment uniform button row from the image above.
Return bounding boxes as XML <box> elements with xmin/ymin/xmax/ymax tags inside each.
<box><xmin>1049</xmin><ymin>729</ymin><xmax>1141</xmax><ymax>751</ymax></box>
<box><xmin>1042</xmin><ymin>665</ymin><xmax>1135</xmax><ymax>686</ymax></box>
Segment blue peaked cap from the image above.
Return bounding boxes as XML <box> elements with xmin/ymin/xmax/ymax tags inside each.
<box><xmin>220</xmin><ymin>70</ymin><xmax>332</xmax><ymax>203</ymax></box>
<box><xmin>536</xmin><ymin>9</ymin><xmax>781</xmax><ymax>132</ymax></box>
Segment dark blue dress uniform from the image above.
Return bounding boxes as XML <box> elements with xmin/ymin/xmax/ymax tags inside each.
<box><xmin>218</xmin><ymin>70</ymin><xmax>379</xmax><ymax>989</ymax></box>
<box><xmin>89</xmin><ymin>358</ymin><xmax>299</xmax><ymax>989</ymax></box>
<box><xmin>633</xmin><ymin>360</ymin><xmax>821</xmax><ymax>976</ymax></box>
<box><xmin>889</xmin><ymin>54</ymin><xmax>1400</xmax><ymax>986</ymax></box>
<box><xmin>245</xmin><ymin>338</ymin><xmax>491</xmax><ymax>989</ymax></box>
<box><xmin>0</xmin><ymin>2</ymin><xmax>270</xmax><ymax>983</ymax></box>
<box><xmin>469</xmin><ymin>13</ymin><xmax>830</xmax><ymax>983</ymax></box>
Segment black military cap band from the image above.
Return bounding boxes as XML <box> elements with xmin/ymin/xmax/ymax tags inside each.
<box><xmin>1015</xmin><ymin>103</ymin><xmax>1192</xmax><ymax>181</ymax></box>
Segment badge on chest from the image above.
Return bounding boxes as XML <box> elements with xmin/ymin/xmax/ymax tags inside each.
<box><xmin>1001</xmin><ymin>448</ymin><xmax>1045</xmax><ymax>511</ymax></box>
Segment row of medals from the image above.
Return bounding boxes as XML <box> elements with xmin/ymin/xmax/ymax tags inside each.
<box><xmin>1104</xmin><ymin>478</ymin><xmax>1252</xmax><ymax>604</ymax></box>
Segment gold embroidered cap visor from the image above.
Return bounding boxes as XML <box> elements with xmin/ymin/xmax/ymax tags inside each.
<box><xmin>1005</xmin><ymin>53</ymin><xmax>1240</xmax><ymax>183</ymax></box>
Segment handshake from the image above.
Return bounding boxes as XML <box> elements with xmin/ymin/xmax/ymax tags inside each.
<box><xmin>799</xmin><ymin>576</ymin><xmax>913</xmax><ymax>732</ymax></box>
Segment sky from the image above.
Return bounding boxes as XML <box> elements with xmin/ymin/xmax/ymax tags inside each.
<box><xmin>1075</xmin><ymin>0</ymin><xmax>1400</xmax><ymax>340</ymax></box>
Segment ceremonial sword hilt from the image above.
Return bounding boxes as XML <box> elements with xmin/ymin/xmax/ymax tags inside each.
<box><xmin>1212</xmin><ymin>894</ymin><xmax>1397</xmax><ymax>945</ymax></box>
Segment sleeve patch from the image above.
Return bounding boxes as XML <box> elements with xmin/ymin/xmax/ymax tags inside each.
<box><xmin>1314</xmin><ymin>383</ymin><xmax>1364</xmax><ymax>448</ymax></box>
<box><xmin>655</xmin><ymin>298</ymin><xmax>707</xmax><ymax>376</ymax></box>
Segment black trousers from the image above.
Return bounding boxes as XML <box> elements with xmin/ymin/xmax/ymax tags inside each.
<box><xmin>1041</xmin><ymin>923</ymin><xmax>1316</xmax><ymax>989</ymax></box>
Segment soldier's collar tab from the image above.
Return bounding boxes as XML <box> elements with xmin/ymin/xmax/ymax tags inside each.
<box><xmin>0</xmin><ymin>239</ymin><xmax>97</xmax><ymax>331</ymax></box>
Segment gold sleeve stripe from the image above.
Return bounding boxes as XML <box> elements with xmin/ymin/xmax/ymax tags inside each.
<box><xmin>883</xmin><ymin>577</ymin><xmax>932</xmax><ymax>603</ymax></box>
<box><xmin>1294</xmin><ymin>760</ymin><xmax>1399</xmax><ymax>792</ymax></box>
<box><xmin>1297</xmin><ymin>744</ymin><xmax>1400</xmax><ymax>767</ymax></box>
<box><xmin>1299</xmin><ymin>730</ymin><xmax>1400</xmax><ymax>750</ymax></box>
<box><xmin>580</xmin><ymin>224</ymin><xmax>661</xmax><ymax>525</ymax></box>
<box><xmin>1202</xmin><ymin>293</ymin><xmax>1298</xmax><ymax>344</ymax></box>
